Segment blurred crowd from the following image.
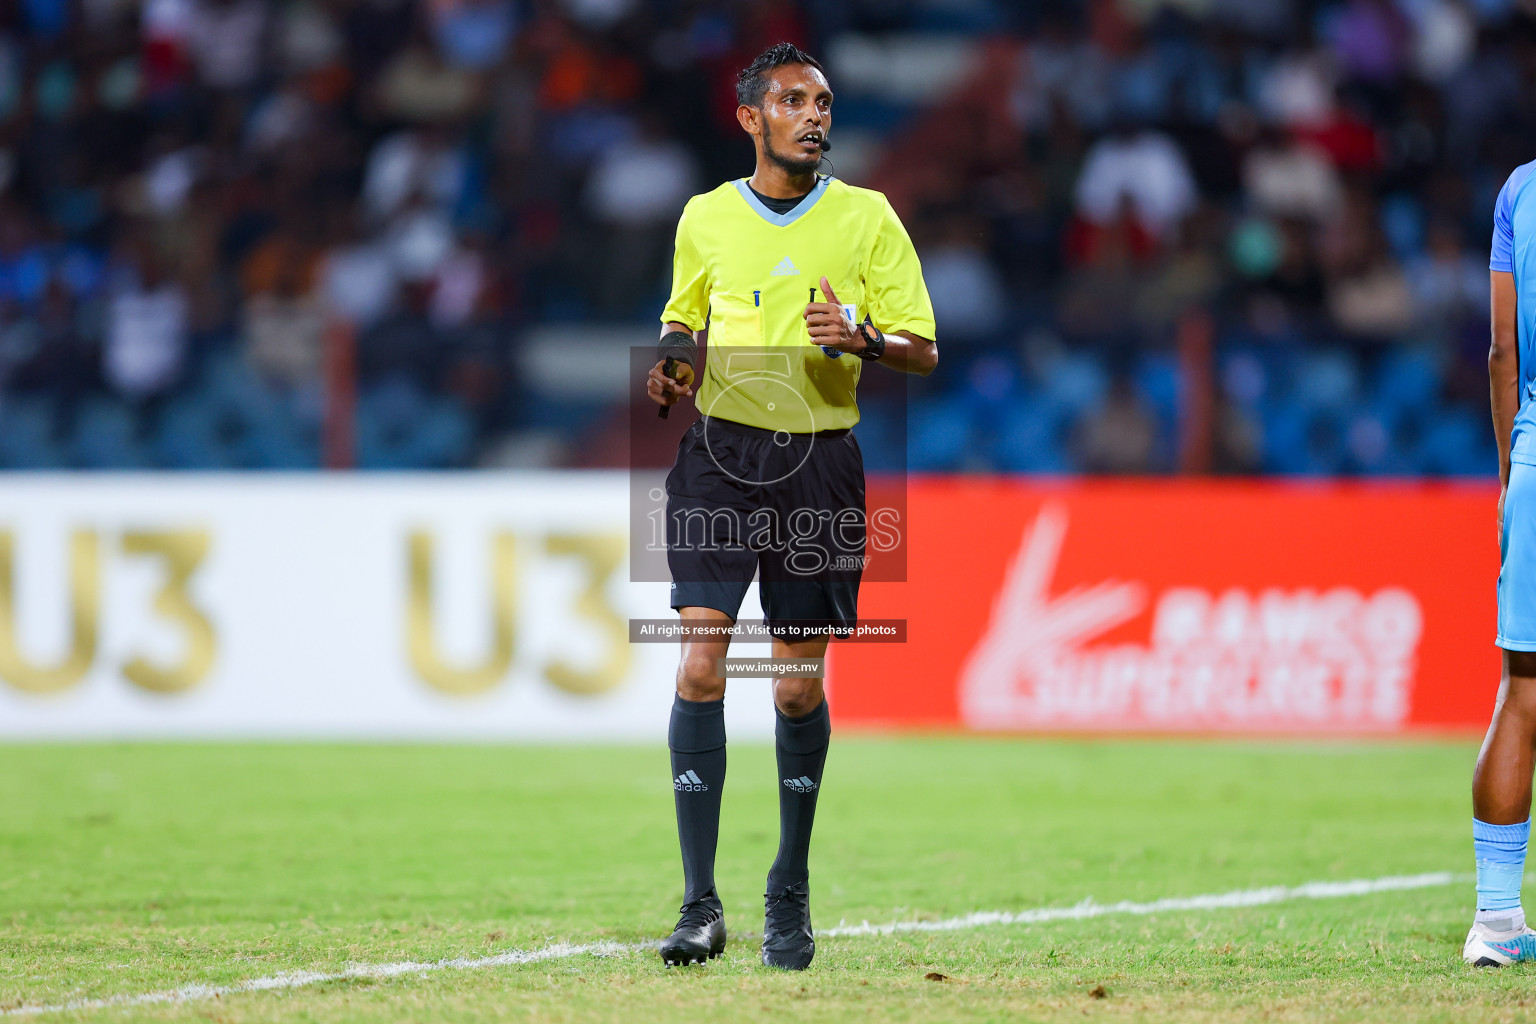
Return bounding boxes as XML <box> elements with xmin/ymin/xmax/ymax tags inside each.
<box><xmin>0</xmin><ymin>0</ymin><xmax>1516</xmax><ymax>472</ymax></box>
<box><xmin>887</xmin><ymin>0</ymin><xmax>1508</xmax><ymax>475</ymax></box>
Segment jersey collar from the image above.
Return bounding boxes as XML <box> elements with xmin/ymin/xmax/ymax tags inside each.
<box><xmin>733</xmin><ymin>175</ymin><xmax>832</xmax><ymax>227</ymax></box>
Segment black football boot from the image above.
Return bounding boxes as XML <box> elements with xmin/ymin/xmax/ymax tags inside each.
<box><xmin>660</xmin><ymin>889</ymin><xmax>726</xmax><ymax>967</ymax></box>
<box><xmin>761</xmin><ymin>881</ymin><xmax>814</xmax><ymax>970</ymax></box>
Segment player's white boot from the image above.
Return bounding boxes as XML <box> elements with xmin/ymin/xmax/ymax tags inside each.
<box><xmin>1464</xmin><ymin>917</ymin><xmax>1536</xmax><ymax>966</ymax></box>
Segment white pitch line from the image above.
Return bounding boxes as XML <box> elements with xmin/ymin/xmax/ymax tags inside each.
<box><xmin>1</xmin><ymin>942</ymin><xmax>651</xmax><ymax>1020</ymax></box>
<box><xmin>2</xmin><ymin>871</ymin><xmax>1466</xmax><ymax>1018</ymax></box>
<box><xmin>818</xmin><ymin>871</ymin><xmax>1466</xmax><ymax>937</ymax></box>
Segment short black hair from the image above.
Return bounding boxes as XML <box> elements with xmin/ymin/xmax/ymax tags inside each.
<box><xmin>736</xmin><ymin>42</ymin><xmax>825</xmax><ymax>109</ymax></box>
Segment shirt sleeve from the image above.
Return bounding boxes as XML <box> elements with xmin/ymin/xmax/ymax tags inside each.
<box><xmin>1492</xmin><ymin>168</ymin><xmax>1520</xmax><ymax>273</ymax></box>
<box><xmin>660</xmin><ymin>202</ymin><xmax>708</xmax><ymax>330</ymax></box>
<box><xmin>864</xmin><ymin>197</ymin><xmax>937</xmax><ymax>340</ymax></box>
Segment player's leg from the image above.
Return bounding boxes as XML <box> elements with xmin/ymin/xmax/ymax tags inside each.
<box><xmin>660</xmin><ymin>442</ymin><xmax>756</xmax><ymax>966</ymax></box>
<box><xmin>755</xmin><ymin>430</ymin><xmax>865</xmax><ymax>970</ymax></box>
<box><xmin>758</xmin><ymin>629</ymin><xmax>830</xmax><ymax>970</ymax></box>
<box><xmin>1467</xmin><ymin>652</ymin><xmax>1536</xmax><ymax>965</ymax></box>
<box><xmin>1467</xmin><ymin>460</ymin><xmax>1536</xmax><ymax>965</ymax></box>
<box><xmin>660</xmin><ymin>605</ymin><xmax>736</xmax><ymax>966</ymax></box>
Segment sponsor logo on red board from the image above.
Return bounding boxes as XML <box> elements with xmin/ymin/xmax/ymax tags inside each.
<box><xmin>828</xmin><ymin>480</ymin><xmax>1497</xmax><ymax>734</ymax></box>
<box><xmin>959</xmin><ymin>505</ymin><xmax>1422</xmax><ymax>730</ymax></box>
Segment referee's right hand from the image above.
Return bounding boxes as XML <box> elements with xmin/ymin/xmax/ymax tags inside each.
<box><xmin>647</xmin><ymin>359</ymin><xmax>695</xmax><ymax>408</ymax></box>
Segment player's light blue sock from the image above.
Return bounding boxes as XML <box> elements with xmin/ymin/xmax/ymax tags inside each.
<box><xmin>1474</xmin><ymin>817</ymin><xmax>1530</xmax><ymax>925</ymax></box>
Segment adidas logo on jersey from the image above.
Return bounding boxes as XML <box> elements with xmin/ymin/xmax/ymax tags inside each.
<box><xmin>770</xmin><ymin>257</ymin><xmax>799</xmax><ymax>276</ymax></box>
<box><xmin>674</xmin><ymin>769</ymin><xmax>708</xmax><ymax>792</ymax></box>
<box><xmin>783</xmin><ymin>776</ymin><xmax>818</xmax><ymax>793</ymax></box>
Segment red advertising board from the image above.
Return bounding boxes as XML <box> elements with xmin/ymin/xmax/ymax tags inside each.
<box><xmin>828</xmin><ymin>479</ymin><xmax>1500</xmax><ymax>734</ymax></box>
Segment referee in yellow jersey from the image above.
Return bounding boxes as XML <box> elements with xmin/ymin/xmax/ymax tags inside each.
<box><xmin>643</xmin><ymin>42</ymin><xmax>938</xmax><ymax>970</ymax></box>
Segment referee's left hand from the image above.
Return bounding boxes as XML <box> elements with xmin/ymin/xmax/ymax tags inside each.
<box><xmin>805</xmin><ymin>277</ymin><xmax>863</xmax><ymax>354</ymax></box>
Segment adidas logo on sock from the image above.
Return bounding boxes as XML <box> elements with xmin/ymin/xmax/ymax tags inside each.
<box><xmin>674</xmin><ymin>769</ymin><xmax>708</xmax><ymax>792</ymax></box>
<box><xmin>783</xmin><ymin>776</ymin><xmax>818</xmax><ymax>793</ymax></box>
<box><xmin>770</xmin><ymin>257</ymin><xmax>799</xmax><ymax>276</ymax></box>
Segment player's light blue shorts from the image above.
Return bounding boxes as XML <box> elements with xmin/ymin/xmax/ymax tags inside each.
<box><xmin>1499</xmin><ymin>459</ymin><xmax>1536</xmax><ymax>650</ymax></box>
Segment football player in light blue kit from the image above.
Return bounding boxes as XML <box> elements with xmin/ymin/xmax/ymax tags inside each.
<box><xmin>1470</xmin><ymin>159</ymin><xmax>1536</xmax><ymax>966</ymax></box>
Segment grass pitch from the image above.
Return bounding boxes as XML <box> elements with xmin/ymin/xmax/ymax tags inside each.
<box><xmin>0</xmin><ymin>737</ymin><xmax>1527</xmax><ymax>1022</ymax></box>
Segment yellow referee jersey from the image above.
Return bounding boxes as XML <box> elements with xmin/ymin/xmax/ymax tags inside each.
<box><xmin>660</xmin><ymin>175</ymin><xmax>936</xmax><ymax>433</ymax></box>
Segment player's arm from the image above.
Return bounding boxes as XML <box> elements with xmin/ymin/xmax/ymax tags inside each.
<box><xmin>805</xmin><ymin>277</ymin><xmax>938</xmax><ymax>375</ymax></box>
<box><xmin>650</xmin><ymin>204</ymin><xmax>706</xmax><ymax>409</ymax></box>
<box><xmin>649</xmin><ymin>322</ymin><xmax>698</xmax><ymax>408</ymax></box>
<box><xmin>873</xmin><ymin>329</ymin><xmax>936</xmax><ymax>375</ymax></box>
<box><xmin>1491</xmin><ymin>170</ymin><xmax>1521</xmax><ymax>537</ymax></box>
<box><xmin>1493</xmin><ymin>269</ymin><xmax>1518</xmax><ymax>530</ymax></box>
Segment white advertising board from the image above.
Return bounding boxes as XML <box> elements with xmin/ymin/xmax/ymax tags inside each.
<box><xmin>0</xmin><ymin>473</ymin><xmax>776</xmax><ymax>740</ymax></box>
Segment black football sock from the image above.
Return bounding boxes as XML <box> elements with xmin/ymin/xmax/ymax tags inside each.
<box><xmin>766</xmin><ymin>698</ymin><xmax>830</xmax><ymax>893</ymax></box>
<box><xmin>669</xmin><ymin>694</ymin><xmax>726</xmax><ymax>905</ymax></box>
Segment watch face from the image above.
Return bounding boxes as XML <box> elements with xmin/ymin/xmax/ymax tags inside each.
<box><xmin>856</xmin><ymin>323</ymin><xmax>883</xmax><ymax>359</ymax></box>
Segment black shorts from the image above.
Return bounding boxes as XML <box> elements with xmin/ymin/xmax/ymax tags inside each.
<box><xmin>666</xmin><ymin>415</ymin><xmax>866</xmax><ymax>639</ymax></box>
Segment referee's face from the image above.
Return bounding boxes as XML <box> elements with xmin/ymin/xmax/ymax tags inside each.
<box><xmin>750</xmin><ymin>64</ymin><xmax>833</xmax><ymax>177</ymax></box>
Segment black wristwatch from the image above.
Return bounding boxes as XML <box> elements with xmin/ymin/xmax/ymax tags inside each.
<box><xmin>855</xmin><ymin>320</ymin><xmax>885</xmax><ymax>361</ymax></box>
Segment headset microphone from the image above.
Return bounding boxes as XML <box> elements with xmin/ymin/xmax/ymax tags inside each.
<box><xmin>818</xmin><ymin>137</ymin><xmax>832</xmax><ymax>152</ymax></box>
